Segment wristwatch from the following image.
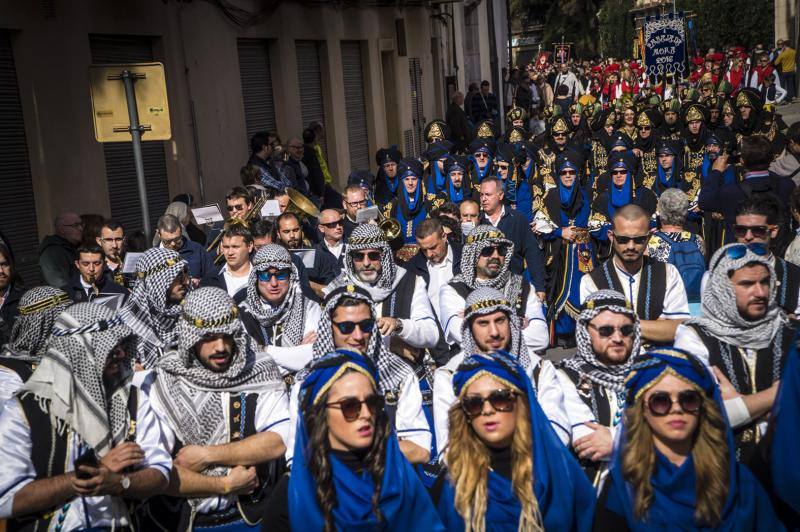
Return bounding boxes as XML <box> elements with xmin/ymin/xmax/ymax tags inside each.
<box><xmin>393</xmin><ymin>319</ymin><xmax>404</xmax><ymax>336</ymax></box>
<box><xmin>120</xmin><ymin>475</ymin><xmax>131</xmax><ymax>491</ymax></box>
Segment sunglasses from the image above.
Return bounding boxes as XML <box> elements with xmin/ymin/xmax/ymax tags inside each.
<box><xmin>479</xmin><ymin>244</ymin><xmax>508</xmax><ymax>257</ymax></box>
<box><xmin>474</xmin><ymin>153</ymin><xmax>489</xmax><ymax>159</ymax></box>
<box><xmin>638</xmin><ymin>126</ymin><xmax>652</xmax><ymax>131</ymax></box>
<box><xmin>496</xmin><ymin>163</ymin><xmax>510</xmax><ymax>170</ymax></box>
<box><xmin>611</xmin><ymin>169</ymin><xmax>627</xmax><ymax>176</ymax></box>
<box><xmin>332</xmin><ymin>318</ymin><xmax>376</xmax><ymax>335</ymax></box>
<box><xmin>560</xmin><ymin>169</ymin><xmax>577</xmax><ymax>176</ymax></box>
<box><xmin>327</xmin><ymin>394</ymin><xmax>385</xmax><ymax>422</ymax></box>
<box><xmin>352</xmin><ymin>251</ymin><xmax>381</xmax><ymax>263</ymax></box>
<box><xmin>256</xmin><ymin>268</ymin><xmax>291</xmax><ymax>282</ymax></box>
<box><xmin>227</xmin><ymin>204</ymin><xmax>247</xmax><ymax>212</ymax></box>
<box><xmin>732</xmin><ymin>225</ymin><xmax>771</xmax><ymax>240</ymax></box>
<box><xmin>588</xmin><ymin>323</ymin><xmax>635</xmax><ymax>338</ymax></box>
<box><xmin>461</xmin><ymin>389</ymin><xmax>517</xmax><ymax>417</ymax></box>
<box><xmin>613</xmin><ymin>233</ymin><xmax>649</xmax><ymax>245</ymax></box>
<box><xmin>646</xmin><ymin>390</ymin><xmax>703</xmax><ymax>416</ymax></box>
<box><xmin>320</xmin><ymin>219</ymin><xmax>344</xmax><ymax>229</ymax></box>
<box><xmin>553</xmin><ymin>133</ymin><xmax>567</xmax><ymax>138</ymax></box>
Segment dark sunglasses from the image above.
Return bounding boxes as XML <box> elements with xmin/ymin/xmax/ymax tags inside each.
<box><xmin>638</xmin><ymin>126</ymin><xmax>652</xmax><ymax>131</ymax></box>
<box><xmin>256</xmin><ymin>268</ymin><xmax>291</xmax><ymax>282</ymax></box>
<box><xmin>613</xmin><ymin>233</ymin><xmax>649</xmax><ymax>245</ymax></box>
<box><xmin>479</xmin><ymin>244</ymin><xmax>509</xmax><ymax>257</ymax></box>
<box><xmin>553</xmin><ymin>132</ymin><xmax>567</xmax><ymax>138</ymax></box>
<box><xmin>474</xmin><ymin>152</ymin><xmax>489</xmax><ymax>159</ymax></box>
<box><xmin>332</xmin><ymin>318</ymin><xmax>376</xmax><ymax>335</ymax></box>
<box><xmin>611</xmin><ymin>169</ymin><xmax>628</xmax><ymax>176</ymax></box>
<box><xmin>647</xmin><ymin>390</ymin><xmax>703</xmax><ymax>416</ymax></box>
<box><xmin>327</xmin><ymin>394</ymin><xmax>385</xmax><ymax>422</ymax></box>
<box><xmin>461</xmin><ymin>389</ymin><xmax>517</xmax><ymax>417</ymax></box>
<box><xmin>732</xmin><ymin>225</ymin><xmax>771</xmax><ymax>240</ymax></box>
<box><xmin>352</xmin><ymin>250</ymin><xmax>381</xmax><ymax>262</ymax></box>
<box><xmin>227</xmin><ymin>204</ymin><xmax>247</xmax><ymax>212</ymax></box>
<box><xmin>320</xmin><ymin>219</ymin><xmax>344</xmax><ymax>229</ymax></box>
<box><xmin>588</xmin><ymin>323</ymin><xmax>635</xmax><ymax>338</ymax></box>
<box><xmin>560</xmin><ymin>169</ymin><xmax>577</xmax><ymax>176</ymax></box>
<box><xmin>496</xmin><ymin>163</ymin><xmax>510</xmax><ymax>170</ymax></box>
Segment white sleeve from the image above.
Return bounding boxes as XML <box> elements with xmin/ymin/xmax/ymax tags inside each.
<box><xmin>522</xmin><ymin>288</ymin><xmax>549</xmax><ymax>353</ymax></box>
<box><xmin>264</xmin><ymin>300</ymin><xmax>320</xmax><ymax>373</ymax></box>
<box><xmin>0</xmin><ymin>400</ymin><xmax>35</xmax><ymax>518</ymax></box>
<box><xmin>579</xmin><ymin>274</ymin><xmax>597</xmax><ymax>306</ymax></box>
<box><xmin>0</xmin><ymin>369</ymin><xmax>23</xmax><ymax>415</ymax></box>
<box><xmin>254</xmin><ymin>387</ymin><xmax>291</xmax><ymax>445</ymax></box>
<box><xmin>134</xmin><ymin>389</ymin><xmax>173</xmax><ymax>481</ymax></box>
<box><xmin>555</xmin><ymin>369</ymin><xmax>597</xmax><ymax>444</ymax></box>
<box><xmin>659</xmin><ymin>264</ymin><xmax>690</xmax><ymax>319</ymax></box>
<box><xmin>432</xmin><ymin>367</ymin><xmax>457</xmax><ymax>456</ymax></box>
<box><xmin>533</xmin><ymin>359</ymin><xmax>570</xmax><ymax>446</ymax></box>
<box><xmin>395</xmin><ymin>373</ymin><xmax>432</xmax><ymax>453</ymax></box>
<box><xmin>439</xmin><ymin>284</ymin><xmax>466</xmax><ymax>346</ymax></box>
<box><xmin>673</xmin><ymin>324</ymin><xmax>710</xmax><ymax>366</ymax></box>
<box><xmin>284</xmin><ymin>381</ymin><xmax>301</xmax><ymax>466</ymax></box>
<box><xmin>396</xmin><ymin>276</ymin><xmax>439</xmax><ymax>349</ymax></box>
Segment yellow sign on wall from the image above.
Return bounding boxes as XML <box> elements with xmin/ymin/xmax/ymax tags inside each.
<box><xmin>89</xmin><ymin>62</ymin><xmax>172</xmax><ymax>142</ymax></box>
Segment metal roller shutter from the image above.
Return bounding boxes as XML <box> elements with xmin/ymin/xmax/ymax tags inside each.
<box><xmin>0</xmin><ymin>31</ymin><xmax>40</xmax><ymax>284</ymax></box>
<box><xmin>409</xmin><ymin>57</ymin><xmax>424</xmax><ymax>157</ymax></box>
<box><xmin>341</xmin><ymin>41</ymin><xmax>369</xmax><ymax>171</ymax></box>
<box><xmin>237</xmin><ymin>38</ymin><xmax>277</xmax><ymax>140</ymax></box>
<box><xmin>295</xmin><ymin>41</ymin><xmax>327</xmax><ymax>155</ymax></box>
<box><xmin>89</xmin><ymin>34</ymin><xmax>170</xmax><ymax>234</ymax></box>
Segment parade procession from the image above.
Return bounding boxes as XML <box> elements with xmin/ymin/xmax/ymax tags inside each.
<box><xmin>0</xmin><ymin>0</ymin><xmax>800</xmax><ymax>530</ymax></box>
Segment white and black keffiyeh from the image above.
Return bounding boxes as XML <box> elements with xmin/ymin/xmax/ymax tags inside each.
<box><xmin>561</xmin><ymin>289</ymin><xmax>641</xmax><ymax>393</ymax></box>
<box><xmin>459</xmin><ymin>287</ymin><xmax>533</xmax><ymax>370</ymax></box>
<box><xmin>1</xmin><ymin>286</ymin><xmax>71</xmax><ymax>364</ymax></box>
<box><xmin>119</xmin><ymin>247</ymin><xmax>188</xmax><ymax>367</ymax></box>
<box><xmin>302</xmin><ymin>284</ymin><xmax>411</xmax><ymax>393</ymax></box>
<box><xmin>18</xmin><ymin>303</ymin><xmax>134</xmax><ymax>454</ymax></box>
<box><xmin>153</xmin><ymin>288</ymin><xmax>282</xmax><ymax>473</ymax></box>
<box><xmin>687</xmin><ymin>244</ymin><xmax>788</xmax><ymax>349</ymax></box>
<box><xmin>326</xmin><ymin>224</ymin><xmax>404</xmax><ymax>303</ymax></box>
<box><xmin>241</xmin><ymin>244</ymin><xmax>306</xmax><ymax>346</ymax></box>
<box><xmin>451</xmin><ymin>225</ymin><xmax>524</xmax><ymax>303</ymax></box>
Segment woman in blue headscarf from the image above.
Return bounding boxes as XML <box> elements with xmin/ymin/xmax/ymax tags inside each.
<box><xmin>435</xmin><ymin>351</ymin><xmax>595</xmax><ymax>531</ymax></box>
<box><xmin>262</xmin><ymin>349</ymin><xmax>444</xmax><ymax>531</ymax></box>
<box><xmin>536</xmin><ymin>149</ymin><xmax>594</xmax><ymax>346</ymax></box>
<box><xmin>596</xmin><ymin>347</ymin><xmax>784</xmax><ymax>531</ymax></box>
<box><xmin>770</xmin><ymin>341</ymin><xmax>800</xmax><ymax>522</ymax></box>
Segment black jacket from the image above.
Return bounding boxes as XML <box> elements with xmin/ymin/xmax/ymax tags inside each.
<box><xmin>406</xmin><ymin>242</ymin><xmax>463</xmax><ymax>288</ymax></box>
<box><xmin>446</xmin><ymin>103</ymin><xmax>472</xmax><ymax>154</ymax></box>
<box><xmin>478</xmin><ymin>209</ymin><xmax>546</xmax><ymax>292</ymax></box>
<box><xmin>313</xmin><ymin>242</ymin><xmax>344</xmax><ymax>276</ymax></box>
<box><xmin>200</xmin><ymin>267</ymin><xmax>249</xmax><ymax>304</ymax></box>
<box><xmin>302</xmin><ymin>144</ymin><xmax>326</xmax><ymax>199</ymax></box>
<box><xmin>38</xmin><ymin>234</ymin><xmax>77</xmax><ymax>288</ymax></box>
<box><xmin>63</xmin><ymin>272</ymin><xmax>128</xmax><ymax>304</ymax></box>
<box><xmin>0</xmin><ymin>284</ymin><xmax>23</xmax><ymax>346</ymax></box>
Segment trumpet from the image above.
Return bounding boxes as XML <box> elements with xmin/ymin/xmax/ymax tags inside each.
<box><xmin>210</xmin><ymin>192</ymin><xmax>268</xmax><ymax>264</ymax></box>
<box><xmin>365</xmin><ymin>190</ymin><xmax>401</xmax><ymax>242</ymax></box>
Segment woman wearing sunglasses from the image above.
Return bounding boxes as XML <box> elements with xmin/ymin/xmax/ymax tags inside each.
<box><xmin>595</xmin><ymin>347</ymin><xmax>783</xmax><ymax>531</ymax></box>
<box><xmin>263</xmin><ymin>350</ymin><xmax>444</xmax><ymax>531</ymax></box>
<box><xmin>435</xmin><ymin>351</ymin><xmax>595</xmax><ymax>531</ymax></box>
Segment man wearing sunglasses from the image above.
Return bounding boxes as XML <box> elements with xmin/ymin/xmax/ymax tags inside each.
<box><xmin>466</xmin><ymin>137</ymin><xmax>495</xmax><ymax>192</ymax></box>
<box><xmin>433</xmin><ymin>287</ymin><xmax>570</xmax><ymax>451</ymax></box>
<box><xmin>581</xmin><ymin>204</ymin><xmax>690</xmax><ymax>345</ymax></box>
<box><xmin>674</xmin><ymin>243</ymin><xmax>795</xmax><ymax>466</ymax></box>
<box><xmin>314</xmin><ymin>208</ymin><xmax>345</xmax><ymax>271</ymax></box>
<box><xmin>558</xmin><ymin>290</ymin><xmax>641</xmax><ymax>480</ymax></box>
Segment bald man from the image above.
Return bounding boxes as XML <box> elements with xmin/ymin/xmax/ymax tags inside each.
<box><xmin>314</xmin><ymin>209</ymin><xmax>345</xmax><ymax>272</ymax></box>
<box><xmin>38</xmin><ymin>212</ymin><xmax>82</xmax><ymax>287</ymax></box>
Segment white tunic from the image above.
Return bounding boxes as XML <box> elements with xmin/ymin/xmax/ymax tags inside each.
<box><xmin>373</xmin><ymin>274</ymin><xmax>440</xmax><ymax>350</ymax></box>
<box><xmin>260</xmin><ymin>299</ymin><xmax>321</xmax><ymax>375</ymax></box>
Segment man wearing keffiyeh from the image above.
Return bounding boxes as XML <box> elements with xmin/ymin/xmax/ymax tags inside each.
<box><xmin>557</xmin><ymin>289</ymin><xmax>641</xmax><ymax>482</ymax></box>
<box><xmin>238</xmin><ymin>244</ymin><xmax>320</xmax><ymax>376</ymax></box>
<box><xmin>136</xmin><ymin>287</ymin><xmax>289</xmax><ymax>530</ymax></box>
<box><xmin>675</xmin><ymin>243</ymin><xmax>796</xmax><ymax>465</ymax></box>
<box><xmin>0</xmin><ymin>286</ymin><xmax>71</xmax><ymax>404</ymax></box>
<box><xmin>432</xmin><ymin>287</ymin><xmax>570</xmax><ymax>454</ymax></box>
<box><xmin>439</xmin><ymin>224</ymin><xmax>549</xmax><ymax>354</ymax></box>
<box><xmin>286</xmin><ymin>284</ymin><xmax>433</xmax><ymax>467</ymax></box>
<box><xmin>0</xmin><ymin>303</ymin><xmax>171</xmax><ymax>529</ymax></box>
<box><xmin>119</xmin><ymin>247</ymin><xmax>190</xmax><ymax>368</ymax></box>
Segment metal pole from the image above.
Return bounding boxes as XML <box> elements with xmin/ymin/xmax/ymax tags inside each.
<box><xmin>120</xmin><ymin>69</ymin><xmax>151</xmax><ymax>238</ymax></box>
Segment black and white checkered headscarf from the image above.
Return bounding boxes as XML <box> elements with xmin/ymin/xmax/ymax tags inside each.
<box><xmin>451</xmin><ymin>225</ymin><xmax>523</xmax><ymax>304</ymax></box>
<box><xmin>19</xmin><ymin>303</ymin><xmax>134</xmax><ymax>454</ymax></box>
<box><xmin>561</xmin><ymin>289</ymin><xmax>641</xmax><ymax>393</ymax></box>
<box><xmin>153</xmin><ymin>287</ymin><xmax>283</xmax><ymax>494</ymax></box>
<box><xmin>302</xmin><ymin>284</ymin><xmax>411</xmax><ymax>393</ymax></box>
<box><xmin>241</xmin><ymin>244</ymin><xmax>307</xmax><ymax>346</ymax></box>
<box><xmin>119</xmin><ymin>247</ymin><xmax>188</xmax><ymax>368</ymax></box>
<box><xmin>327</xmin><ymin>224</ymin><xmax>402</xmax><ymax>303</ymax></box>
<box><xmin>459</xmin><ymin>287</ymin><xmax>532</xmax><ymax>371</ymax></box>
<box><xmin>1</xmin><ymin>286</ymin><xmax>71</xmax><ymax>364</ymax></box>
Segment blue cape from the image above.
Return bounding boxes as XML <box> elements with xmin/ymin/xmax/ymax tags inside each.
<box><xmin>437</xmin><ymin>351</ymin><xmax>595</xmax><ymax>531</ymax></box>
<box><xmin>771</xmin><ymin>339</ymin><xmax>800</xmax><ymax>514</ymax></box>
<box><xmin>289</xmin><ymin>349</ymin><xmax>444</xmax><ymax>531</ymax></box>
<box><xmin>445</xmin><ymin>164</ymin><xmax>466</xmax><ymax>204</ymax></box>
<box><xmin>608</xmin><ymin>160</ymin><xmax>633</xmax><ymax>219</ymax></box>
<box><xmin>605</xmin><ymin>347</ymin><xmax>784</xmax><ymax>531</ymax></box>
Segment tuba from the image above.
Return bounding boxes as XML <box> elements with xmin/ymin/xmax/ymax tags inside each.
<box><xmin>285</xmin><ymin>188</ymin><xmax>321</xmax><ymax>220</ymax></box>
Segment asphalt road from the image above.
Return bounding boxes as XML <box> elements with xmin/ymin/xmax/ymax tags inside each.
<box><xmin>778</xmin><ymin>98</ymin><xmax>800</xmax><ymax>126</ymax></box>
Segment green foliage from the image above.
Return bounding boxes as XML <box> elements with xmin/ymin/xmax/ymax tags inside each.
<box><xmin>598</xmin><ymin>0</ymin><xmax>635</xmax><ymax>58</ymax></box>
<box><xmin>510</xmin><ymin>0</ymin><xmax>604</xmax><ymax>58</ymax></box>
<box><xmin>676</xmin><ymin>0</ymin><xmax>774</xmax><ymax>52</ymax></box>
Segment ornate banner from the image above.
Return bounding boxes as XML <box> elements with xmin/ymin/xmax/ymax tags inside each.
<box><xmin>644</xmin><ymin>13</ymin><xmax>686</xmax><ymax>78</ymax></box>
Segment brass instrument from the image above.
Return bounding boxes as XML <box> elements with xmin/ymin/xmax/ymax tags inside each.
<box><xmin>210</xmin><ymin>192</ymin><xmax>269</xmax><ymax>264</ymax></box>
<box><xmin>365</xmin><ymin>190</ymin><xmax>401</xmax><ymax>242</ymax></box>
<box><xmin>285</xmin><ymin>188</ymin><xmax>321</xmax><ymax>220</ymax></box>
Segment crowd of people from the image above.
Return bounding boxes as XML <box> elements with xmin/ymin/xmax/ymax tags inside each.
<box><xmin>0</xmin><ymin>42</ymin><xmax>799</xmax><ymax>531</ymax></box>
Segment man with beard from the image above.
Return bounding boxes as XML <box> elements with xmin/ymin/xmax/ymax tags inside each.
<box><xmin>465</xmin><ymin>135</ymin><xmax>496</xmax><ymax>195</ymax></box>
<box><xmin>63</xmin><ymin>244</ymin><xmax>128</xmax><ymax>303</ymax></box>
<box><xmin>136</xmin><ymin>287</ymin><xmax>289</xmax><ymax>530</ymax></box>
<box><xmin>733</xmin><ymin>88</ymin><xmax>765</xmax><ymax>141</ymax></box>
<box><xmin>287</xmin><ymin>284</ymin><xmax>433</xmax><ymax>466</ymax></box>
<box><xmin>582</xmin><ymin>204</ymin><xmax>689</xmax><ymax>345</ymax></box>
<box><xmin>436</xmin><ymin>155</ymin><xmax>470</xmax><ymax>206</ymax></box>
<box><xmin>432</xmin><ymin>287</ymin><xmax>570</xmax><ymax>451</ymax></box>
<box><xmin>558</xmin><ymin>290</ymin><xmax>641</xmax><ymax>483</ymax></box>
<box><xmin>534</xmin><ymin>115</ymin><xmax>573</xmax><ymax>194</ymax></box>
<box><xmin>0</xmin><ymin>303</ymin><xmax>170</xmax><ymax>529</ymax></box>
<box><xmin>119</xmin><ymin>247</ymin><xmax>190</xmax><ymax>368</ymax></box>
<box><xmin>439</xmin><ymin>225</ymin><xmax>548</xmax><ymax>352</ymax></box>
<box><xmin>341</xmin><ymin>184</ymin><xmax>368</xmax><ymax>238</ymax></box>
<box><xmin>656</xmin><ymin>98</ymin><xmax>682</xmax><ymax>140</ymax></box>
<box><xmin>632</xmin><ymin>108</ymin><xmax>661</xmax><ymax>185</ymax></box>
<box><xmin>374</xmin><ymin>146</ymin><xmax>402</xmax><ymax>206</ymax></box>
<box><xmin>276</xmin><ymin>211</ymin><xmax>338</xmax><ymax>295</ymax></box>
<box><xmin>0</xmin><ymin>286</ymin><xmax>71</xmax><ymax>404</ymax></box>
<box><xmin>674</xmin><ymin>243</ymin><xmax>795</xmax><ymax>466</ymax></box>
<box><xmin>681</xmin><ymin>102</ymin><xmax>709</xmax><ymax>177</ymax></box>
<box><xmin>96</xmin><ymin>219</ymin><xmax>128</xmax><ymax>287</ymax></box>
<box><xmin>238</xmin><ymin>244</ymin><xmax>320</xmax><ymax>375</ymax></box>
<box><xmin>383</xmin><ymin>158</ymin><xmax>436</xmax><ymax>246</ymax></box>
